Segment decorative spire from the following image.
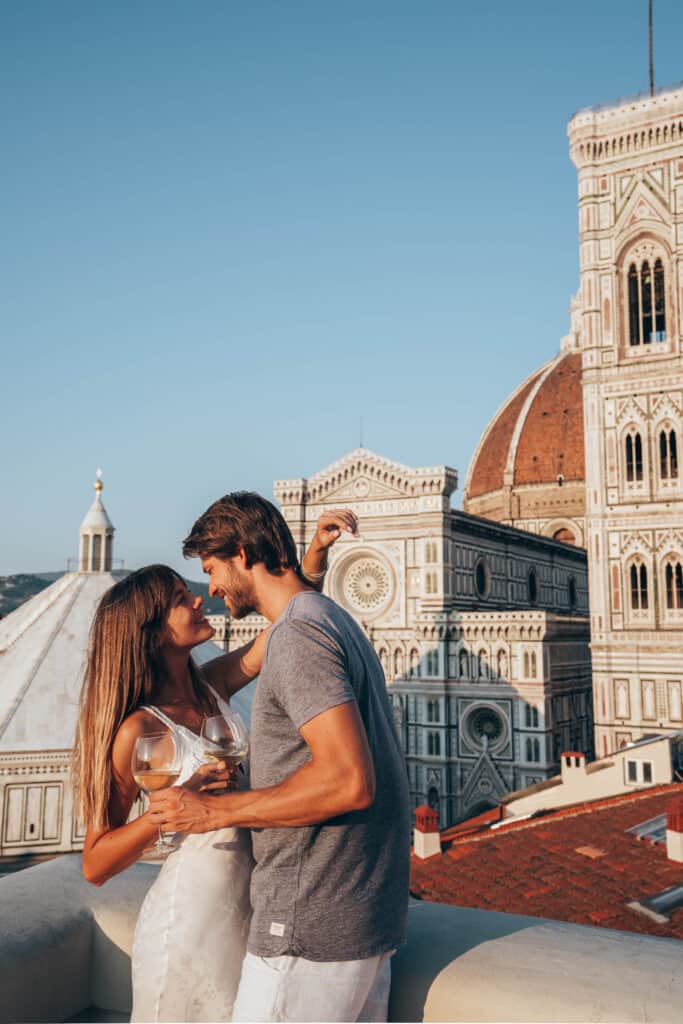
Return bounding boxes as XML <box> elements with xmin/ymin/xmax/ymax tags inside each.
<box><xmin>79</xmin><ymin>470</ymin><xmax>114</xmax><ymax>573</ymax></box>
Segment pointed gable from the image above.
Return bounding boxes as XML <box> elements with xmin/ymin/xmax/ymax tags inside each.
<box><xmin>275</xmin><ymin>448</ymin><xmax>457</xmax><ymax>507</ymax></box>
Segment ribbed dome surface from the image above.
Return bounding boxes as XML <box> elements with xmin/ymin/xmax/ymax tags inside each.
<box><xmin>463</xmin><ymin>352</ymin><xmax>585</xmax><ymax>536</ymax></box>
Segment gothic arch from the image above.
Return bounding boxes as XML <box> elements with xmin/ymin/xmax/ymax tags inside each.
<box><xmin>615</xmin><ymin>233</ymin><xmax>675</xmax><ymax>357</ymax></box>
<box><xmin>623</xmin><ymin>551</ymin><xmax>654</xmax><ymax>624</ymax></box>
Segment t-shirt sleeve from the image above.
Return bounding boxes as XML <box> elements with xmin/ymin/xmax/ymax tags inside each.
<box><xmin>264</xmin><ymin>618</ymin><xmax>356</xmax><ymax>730</ymax></box>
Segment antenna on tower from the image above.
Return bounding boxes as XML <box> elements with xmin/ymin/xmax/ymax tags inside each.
<box><xmin>359</xmin><ymin>416</ymin><xmax>365</xmax><ymax>448</ymax></box>
<box><xmin>648</xmin><ymin>0</ymin><xmax>655</xmax><ymax>97</ymax></box>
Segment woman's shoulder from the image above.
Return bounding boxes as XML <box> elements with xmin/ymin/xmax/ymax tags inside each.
<box><xmin>113</xmin><ymin>708</ymin><xmax>157</xmax><ymax>751</ymax></box>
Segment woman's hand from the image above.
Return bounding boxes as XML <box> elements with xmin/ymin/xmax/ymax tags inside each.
<box><xmin>301</xmin><ymin>509</ymin><xmax>359</xmax><ymax>589</ymax></box>
<box><xmin>311</xmin><ymin>509</ymin><xmax>359</xmax><ymax>551</ymax></box>
<box><xmin>183</xmin><ymin>761</ymin><xmax>240</xmax><ymax>793</ymax></box>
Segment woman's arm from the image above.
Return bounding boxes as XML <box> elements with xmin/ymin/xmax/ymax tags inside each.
<box><xmin>82</xmin><ymin>713</ymin><xmax>165</xmax><ymax>886</ymax></box>
<box><xmin>300</xmin><ymin>508</ymin><xmax>358</xmax><ymax>591</ymax></box>
<box><xmin>203</xmin><ymin>509</ymin><xmax>359</xmax><ymax>698</ymax></box>
<box><xmin>201</xmin><ymin>632</ymin><xmax>269</xmax><ymax>700</ymax></box>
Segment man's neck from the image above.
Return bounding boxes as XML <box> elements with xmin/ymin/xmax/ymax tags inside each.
<box><xmin>252</xmin><ymin>566</ymin><xmax>312</xmax><ymax>623</ymax></box>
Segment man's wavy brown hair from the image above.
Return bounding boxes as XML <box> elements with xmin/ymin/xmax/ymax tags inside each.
<box><xmin>183</xmin><ymin>491</ymin><xmax>300</xmax><ymax>575</ymax></box>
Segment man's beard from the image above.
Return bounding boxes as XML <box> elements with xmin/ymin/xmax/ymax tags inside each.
<box><xmin>225</xmin><ymin>579</ymin><xmax>256</xmax><ymax>619</ymax></box>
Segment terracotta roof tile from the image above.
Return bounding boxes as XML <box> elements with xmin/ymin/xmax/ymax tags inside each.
<box><xmin>411</xmin><ymin>784</ymin><xmax>683</xmax><ymax>941</ymax></box>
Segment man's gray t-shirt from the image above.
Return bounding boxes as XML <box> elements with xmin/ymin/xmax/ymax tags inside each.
<box><xmin>247</xmin><ymin>590</ymin><xmax>410</xmax><ymax>962</ymax></box>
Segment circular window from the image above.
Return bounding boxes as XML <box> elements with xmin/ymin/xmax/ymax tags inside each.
<box><xmin>345</xmin><ymin>558</ymin><xmax>390</xmax><ymax>610</ymax></box>
<box><xmin>474</xmin><ymin>557</ymin><xmax>491</xmax><ymax>599</ymax></box>
<box><xmin>333</xmin><ymin>552</ymin><xmax>395</xmax><ymax>620</ymax></box>
<box><xmin>527</xmin><ymin>569</ymin><xmax>538</xmax><ymax>605</ymax></box>
<box><xmin>568</xmin><ymin>575</ymin><xmax>577</xmax><ymax>608</ymax></box>
<box><xmin>466</xmin><ymin>705</ymin><xmax>505</xmax><ymax>750</ymax></box>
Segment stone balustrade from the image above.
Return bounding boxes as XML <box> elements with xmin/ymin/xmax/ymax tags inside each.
<box><xmin>1</xmin><ymin>854</ymin><xmax>682</xmax><ymax>1023</ymax></box>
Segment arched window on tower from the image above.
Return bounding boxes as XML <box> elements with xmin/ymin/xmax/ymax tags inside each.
<box><xmin>625</xmin><ymin>432</ymin><xmax>644</xmax><ymax>483</ymax></box>
<box><xmin>627</xmin><ymin>257</ymin><xmax>667</xmax><ymax>346</ymax></box>
<box><xmin>665</xmin><ymin>560</ymin><xmax>683</xmax><ymax>610</ymax></box>
<box><xmin>660</xmin><ymin>429</ymin><xmax>679</xmax><ymax>480</ymax></box>
<box><xmin>630</xmin><ymin>561</ymin><xmax>649</xmax><ymax>611</ymax></box>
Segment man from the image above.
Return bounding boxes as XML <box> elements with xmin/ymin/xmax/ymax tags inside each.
<box><xmin>150</xmin><ymin>491</ymin><xmax>410</xmax><ymax>1023</ymax></box>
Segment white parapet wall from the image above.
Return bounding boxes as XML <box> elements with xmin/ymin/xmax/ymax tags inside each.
<box><xmin>1</xmin><ymin>855</ymin><xmax>683</xmax><ymax>1024</ymax></box>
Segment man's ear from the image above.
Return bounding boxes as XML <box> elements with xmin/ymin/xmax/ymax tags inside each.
<box><xmin>235</xmin><ymin>545</ymin><xmax>250</xmax><ymax>570</ymax></box>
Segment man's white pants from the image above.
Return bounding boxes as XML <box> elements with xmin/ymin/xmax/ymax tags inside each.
<box><xmin>232</xmin><ymin>950</ymin><xmax>394</xmax><ymax>1023</ymax></box>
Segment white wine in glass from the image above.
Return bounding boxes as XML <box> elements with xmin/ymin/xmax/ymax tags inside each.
<box><xmin>132</xmin><ymin>730</ymin><xmax>180</xmax><ymax>859</ymax></box>
<box><xmin>201</xmin><ymin>711</ymin><xmax>249</xmax><ymax>774</ymax></box>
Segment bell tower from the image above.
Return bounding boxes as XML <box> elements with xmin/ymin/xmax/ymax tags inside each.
<box><xmin>568</xmin><ymin>85</ymin><xmax>683</xmax><ymax>755</ymax></box>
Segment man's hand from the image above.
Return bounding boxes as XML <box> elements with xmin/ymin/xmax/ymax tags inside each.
<box><xmin>312</xmin><ymin>509</ymin><xmax>359</xmax><ymax>551</ymax></box>
<box><xmin>148</xmin><ymin>785</ymin><xmax>230</xmax><ymax>834</ymax></box>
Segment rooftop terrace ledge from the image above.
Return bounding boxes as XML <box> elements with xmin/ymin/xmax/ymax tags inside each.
<box><xmin>1</xmin><ymin>855</ymin><xmax>682</xmax><ymax>1024</ymax></box>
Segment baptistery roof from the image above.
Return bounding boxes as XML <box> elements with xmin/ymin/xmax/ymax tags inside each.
<box><xmin>463</xmin><ymin>351</ymin><xmax>585</xmax><ymax>540</ymax></box>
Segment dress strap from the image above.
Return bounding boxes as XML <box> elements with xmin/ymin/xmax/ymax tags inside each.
<box><xmin>140</xmin><ymin>704</ymin><xmax>178</xmax><ymax>732</ymax></box>
<box><xmin>205</xmin><ymin>682</ymin><xmax>230</xmax><ymax>713</ymax></box>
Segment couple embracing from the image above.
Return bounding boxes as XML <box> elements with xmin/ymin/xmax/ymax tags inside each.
<box><xmin>73</xmin><ymin>492</ymin><xmax>410</xmax><ymax>1023</ymax></box>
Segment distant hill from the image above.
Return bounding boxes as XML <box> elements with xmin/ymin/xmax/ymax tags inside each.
<box><xmin>0</xmin><ymin>574</ymin><xmax>59</xmax><ymax>616</ymax></box>
<box><xmin>0</xmin><ymin>573</ymin><xmax>227</xmax><ymax>618</ymax></box>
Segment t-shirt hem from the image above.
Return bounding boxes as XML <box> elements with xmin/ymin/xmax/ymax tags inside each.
<box><xmin>246</xmin><ymin>936</ymin><xmax>405</xmax><ymax>963</ymax></box>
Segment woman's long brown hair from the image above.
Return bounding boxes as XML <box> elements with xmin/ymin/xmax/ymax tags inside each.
<box><xmin>72</xmin><ymin>565</ymin><xmax>211</xmax><ymax>827</ymax></box>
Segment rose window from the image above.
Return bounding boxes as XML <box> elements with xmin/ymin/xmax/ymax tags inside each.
<box><xmin>466</xmin><ymin>706</ymin><xmax>505</xmax><ymax>749</ymax></box>
<box><xmin>343</xmin><ymin>558</ymin><xmax>391</xmax><ymax>612</ymax></box>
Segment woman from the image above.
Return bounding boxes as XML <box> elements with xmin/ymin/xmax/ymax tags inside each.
<box><xmin>72</xmin><ymin>510</ymin><xmax>356</xmax><ymax>1023</ymax></box>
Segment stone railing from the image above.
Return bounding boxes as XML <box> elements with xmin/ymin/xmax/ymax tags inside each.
<box><xmin>1</xmin><ymin>855</ymin><xmax>682</xmax><ymax>1023</ymax></box>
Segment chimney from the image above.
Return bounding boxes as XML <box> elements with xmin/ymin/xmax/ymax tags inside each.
<box><xmin>560</xmin><ymin>751</ymin><xmax>586</xmax><ymax>780</ymax></box>
<box><xmin>414</xmin><ymin>804</ymin><xmax>440</xmax><ymax>859</ymax></box>
<box><xmin>666</xmin><ymin>797</ymin><xmax>683</xmax><ymax>863</ymax></box>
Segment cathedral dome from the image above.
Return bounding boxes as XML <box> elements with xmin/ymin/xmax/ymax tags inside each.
<box><xmin>463</xmin><ymin>351</ymin><xmax>586</xmax><ymax>545</ymax></box>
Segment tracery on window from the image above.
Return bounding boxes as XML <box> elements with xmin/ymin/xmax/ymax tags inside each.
<box><xmin>629</xmin><ymin>560</ymin><xmax>649</xmax><ymax>611</ymax></box>
<box><xmin>665</xmin><ymin>559</ymin><xmax>683</xmax><ymax>610</ymax></box>
<box><xmin>627</xmin><ymin>255</ymin><xmax>667</xmax><ymax>346</ymax></box>
<box><xmin>625</xmin><ymin>430</ymin><xmax>644</xmax><ymax>483</ymax></box>
<box><xmin>660</xmin><ymin>428</ymin><xmax>679</xmax><ymax>480</ymax></box>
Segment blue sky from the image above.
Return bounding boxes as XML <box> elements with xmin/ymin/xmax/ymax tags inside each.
<box><xmin>2</xmin><ymin>1</ymin><xmax>681</xmax><ymax>575</ymax></box>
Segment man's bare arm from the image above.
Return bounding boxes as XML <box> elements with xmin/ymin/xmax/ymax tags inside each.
<box><xmin>148</xmin><ymin>701</ymin><xmax>375</xmax><ymax>832</ymax></box>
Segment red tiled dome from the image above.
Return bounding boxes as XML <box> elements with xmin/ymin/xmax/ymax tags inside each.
<box><xmin>463</xmin><ymin>352</ymin><xmax>585</xmax><ymax>540</ymax></box>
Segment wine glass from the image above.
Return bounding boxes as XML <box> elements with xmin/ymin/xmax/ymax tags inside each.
<box><xmin>131</xmin><ymin>730</ymin><xmax>180</xmax><ymax>859</ymax></box>
<box><xmin>200</xmin><ymin>710</ymin><xmax>249</xmax><ymax>781</ymax></box>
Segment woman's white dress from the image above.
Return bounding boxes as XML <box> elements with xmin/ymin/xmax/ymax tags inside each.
<box><xmin>130</xmin><ymin>691</ymin><xmax>253</xmax><ymax>1023</ymax></box>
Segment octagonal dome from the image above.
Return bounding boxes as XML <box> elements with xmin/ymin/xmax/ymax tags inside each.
<box><xmin>463</xmin><ymin>351</ymin><xmax>586</xmax><ymax>546</ymax></box>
